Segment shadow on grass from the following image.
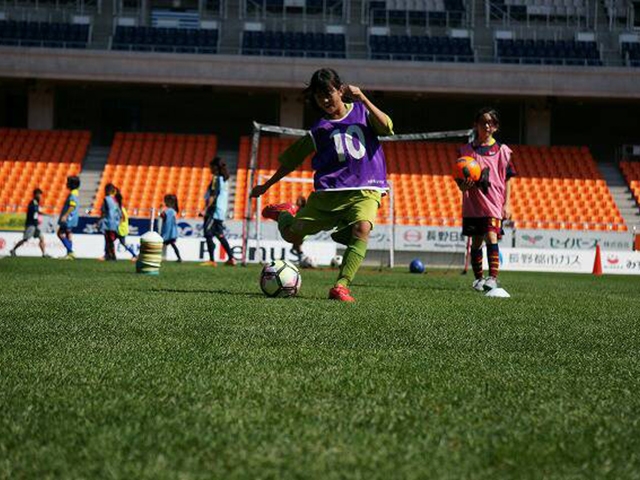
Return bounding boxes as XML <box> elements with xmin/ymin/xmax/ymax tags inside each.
<box><xmin>150</xmin><ymin>287</ymin><xmax>265</xmax><ymax>298</ymax></box>
<box><xmin>149</xmin><ymin>287</ymin><xmax>335</xmax><ymax>303</ymax></box>
<box><xmin>352</xmin><ymin>280</ymin><xmax>462</xmax><ymax>293</ymax></box>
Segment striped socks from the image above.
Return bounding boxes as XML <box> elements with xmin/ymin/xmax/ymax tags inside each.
<box><xmin>470</xmin><ymin>247</ymin><xmax>483</xmax><ymax>280</ymax></box>
<box><xmin>487</xmin><ymin>243</ymin><xmax>500</xmax><ymax>279</ymax></box>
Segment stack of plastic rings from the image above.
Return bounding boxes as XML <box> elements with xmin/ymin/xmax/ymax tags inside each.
<box><xmin>136</xmin><ymin>231</ymin><xmax>163</xmax><ymax>275</ymax></box>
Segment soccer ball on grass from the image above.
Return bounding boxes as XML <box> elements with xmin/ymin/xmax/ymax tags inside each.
<box><xmin>260</xmin><ymin>260</ymin><xmax>301</xmax><ymax>298</ymax></box>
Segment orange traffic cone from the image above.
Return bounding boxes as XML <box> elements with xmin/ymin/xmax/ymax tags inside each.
<box><xmin>592</xmin><ymin>243</ymin><xmax>603</xmax><ymax>276</ymax></box>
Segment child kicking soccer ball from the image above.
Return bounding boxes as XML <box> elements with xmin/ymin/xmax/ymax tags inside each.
<box><xmin>250</xmin><ymin>68</ymin><xmax>393</xmax><ymax>302</ymax></box>
<box><xmin>456</xmin><ymin>107</ymin><xmax>516</xmax><ymax>295</ymax></box>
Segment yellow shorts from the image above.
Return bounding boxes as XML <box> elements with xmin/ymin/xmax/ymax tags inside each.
<box><xmin>291</xmin><ymin>190</ymin><xmax>382</xmax><ymax>245</ymax></box>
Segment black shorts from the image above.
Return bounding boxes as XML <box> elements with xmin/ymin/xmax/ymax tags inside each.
<box><xmin>24</xmin><ymin>225</ymin><xmax>42</xmax><ymax>240</ymax></box>
<box><xmin>204</xmin><ymin>217</ymin><xmax>225</xmax><ymax>237</ymax></box>
<box><xmin>462</xmin><ymin>217</ymin><xmax>504</xmax><ymax>239</ymax></box>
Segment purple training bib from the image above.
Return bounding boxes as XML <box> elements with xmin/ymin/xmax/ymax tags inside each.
<box><xmin>310</xmin><ymin>102</ymin><xmax>389</xmax><ymax>192</ymax></box>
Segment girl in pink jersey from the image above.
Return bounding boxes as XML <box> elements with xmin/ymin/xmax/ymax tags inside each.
<box><xmin>456</xmin><ymin>108</ymin><xmax>516</xmax><ymax>292</ymax></box>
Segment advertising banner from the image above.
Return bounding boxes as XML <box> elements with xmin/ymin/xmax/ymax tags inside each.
<box><xmin>516</xmin><ymin>229</ymin><xmax>633</xmax><ymax>251</ymax></box>
<box><xmin>493</xmin><ymin>248</ymin><xmax>595</xmax><ymax>274</ymax></box>
<box><xmin>599</xmin><ymin>250</ymin><xmax>640</xmax><ymax>275</ymax></box>
<box><xmin>0</xmin><ymin>232</ymin><xmax>336</xmax><ymax>265</ymax></box>
<box><xmin>485</xmin><ymin>248</ymin><xmax>640</xmax><ymax>275</ymax></box>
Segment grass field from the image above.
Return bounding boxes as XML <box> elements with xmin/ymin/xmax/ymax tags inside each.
<box><xmin>1</xmin><ymin>257</ymin><xmax>639</xmax><ymax>479</ymax></box>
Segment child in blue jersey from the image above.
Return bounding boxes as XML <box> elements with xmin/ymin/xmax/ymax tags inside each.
<box><xmin>101</xmin><ymin>183</ymin><xmax>121</xmax><ymax>261</ymax></box>
<box><xmin>10</xmin><ymin>188</ymin><xmax>49</xmax><ymax>258</ymax></box>
<box><xmin>161</xmin><ymin>194</ymin><xmax>182</xmax><ymax>262</ymax></box>
<box><xmin>251</xmin><ymin>68</ymin><xmax>393</xmax><ymax>302</ymax></box>
<box><xmin>201</xmin><ymin>157</ymin><xmax>236</xmax><ymax>267</ymax></box>
<box><xmin>58</xmin><ymin>176</ymin><xmax>80</xmax><ymax>260</ymax></box>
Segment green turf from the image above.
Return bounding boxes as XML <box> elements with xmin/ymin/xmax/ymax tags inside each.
<box><xmin>1</xmin><ymin>258</ymin><xmax>639</xmax><ymax>479</ymax></box>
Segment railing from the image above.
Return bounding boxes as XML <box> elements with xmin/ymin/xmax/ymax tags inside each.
<box><xmin>0</xmin><ymin>37</ymin><xmax>88</xmax><ymax>47</ymax></box>
<box><xmin>370</xmin><ymin>52</ymin><xmax>476</xmax><ymax>63</ymax></box>
<box><xmin>111</xmin><ymin>42</ymin><xmax>217</xmax><ymax>53</ymax></box>
<box><xmin>494</xmin><ymin>54</ymin><xmax>602</xmax><ymax>66</ymax></box>
<box><xmin>369</xmin><ymin>51</ymin><xmax>474</xmax><ymax>61</ymax></box>
<box><xmin>240</xmin><ymin>47</ymin><xmax>345</xmax><ymax>57</ymax></box>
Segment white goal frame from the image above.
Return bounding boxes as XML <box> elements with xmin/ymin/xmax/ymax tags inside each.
<box><xmin>241</xmin><ymin>121</ymin><xmax>473</xmax><ymax>268</ymax></box>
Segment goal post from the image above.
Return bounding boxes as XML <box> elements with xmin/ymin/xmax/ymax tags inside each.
<box><xmin>241</xmin><ymin>121</ymin><xmax>473</xmax><ymax>267</ymax></box>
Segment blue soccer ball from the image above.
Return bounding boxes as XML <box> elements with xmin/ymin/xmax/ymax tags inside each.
<box><xmin>409</xmin><ymin>258</ymin><xmax>425</xmax><ymax>274</ymax></box>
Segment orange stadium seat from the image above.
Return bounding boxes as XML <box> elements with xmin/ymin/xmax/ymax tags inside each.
<box><xmin>0</xmin><ymin>129</ymin><xmax>89</xmax><ymax>213</ymax></box>
<box><xmin>233</xmin><ymin>137</ymin><xmax>625</xmax><ymax>230</ymax></box>
<box><xmin>92</xmin><ymin>133</ymin><xmax>217</xmax><ymax>217</ymax></box>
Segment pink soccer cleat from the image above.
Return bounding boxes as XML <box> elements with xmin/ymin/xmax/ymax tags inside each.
<box><xmin>261</xmin><ymin>202</ymin><xmax>298</xmax><ymax>221</ymax></box>
<box><xmin>329</xmin><ymin>285</ymin><xmax>355</xmax><ymax>302</ymax></box>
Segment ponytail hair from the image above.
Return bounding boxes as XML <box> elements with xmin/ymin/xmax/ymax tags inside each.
<box><xmin>164</xmin><ymin>194</ymin><xmax>179</xmax><ymax>211</ymax></box>
<box><xmin>210</xmin><ymin>157</ymin><xmax>230</xmax><ymax>181</ymax></box>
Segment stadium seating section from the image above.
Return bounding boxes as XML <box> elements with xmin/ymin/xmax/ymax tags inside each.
<box><xmin>619</xmin><ymin>161</ymin><xmax>640</xmax><ymax>207</ymax></box>
<box><xmin>621</xmin><ymin>42</ymin><xmax>640</xmax><ymax>67</ymax></box>
<box><xmin>509</xmin><ymin>145</ymin><xmax>625</xmax><ymax>230</ymax></box>
<box><xmin>369</xmin><ymin>34</ymin><xmax>474</xmax><ymax>61</ymax></box>
<box><xmin>111</xmin><ymin>26</ymin><xmax>218</xmax><ymax>53</ymax></box>
<box><xmin>496</xmin><ymin>39</ymin><xmax>602</xmax><ymax>65</ymax></box>
<box><xmin>0</xmin><ymin>129</ymin><xmax>90</xmax><ymax>212</ymax></box>
<box><xmin>92</xmin><ymin>133</ymin><xmax>217</xmax><ymax>216</ymax></box>
<box><xmin>489</xmin><ymin>0</ymin><xmax>588</xmax><ymax>22</ymax></box>
<box><xmin>234</xmin><ymin>138</ymin><xmax>626</xmax><ymax>230</ymax></box>
<box><xmin>242</xmin><ymin>31</ymin><xmax>346</xmax><ymax>57</ymax></box>
<box><xmin>368</xmin><ymin>0</ymin><xmax>466</xmax><ymax>27</ymax></box>
<box><xmin>245</xmin><ymin>0</ymin><xmax>343</xmax><ymax>15</ymax></box>
<box><xmin>0</xmin><ymin>128</ymin><xmax>628</xmax><ymax>231</ymax></box>
<box><xmin>0</xmin><ymin>20</ymin><xmax>90</xmax><ymax>48</ymax></box>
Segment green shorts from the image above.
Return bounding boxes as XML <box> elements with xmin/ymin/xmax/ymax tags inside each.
<box><xmin>289</xmin><ymin>190</ymin><xmax>382</xmax><ymax>245</ymax></box>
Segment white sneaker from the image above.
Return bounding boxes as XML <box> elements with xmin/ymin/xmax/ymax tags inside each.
<box><xmin>483</xmin><ymin>277</ymin><xmax>498</xmax><ymax>291</ymax></box>
<box><xmin>472</xmin><ymin>278</ymin><xmax>486</xmax><ymax>292</ymax></box>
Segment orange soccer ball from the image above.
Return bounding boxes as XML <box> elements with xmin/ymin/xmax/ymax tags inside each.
<box><xmin>453</xmin><ymin>156</ymin><xmax>481</xmax><ymax>182</ymax></box>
